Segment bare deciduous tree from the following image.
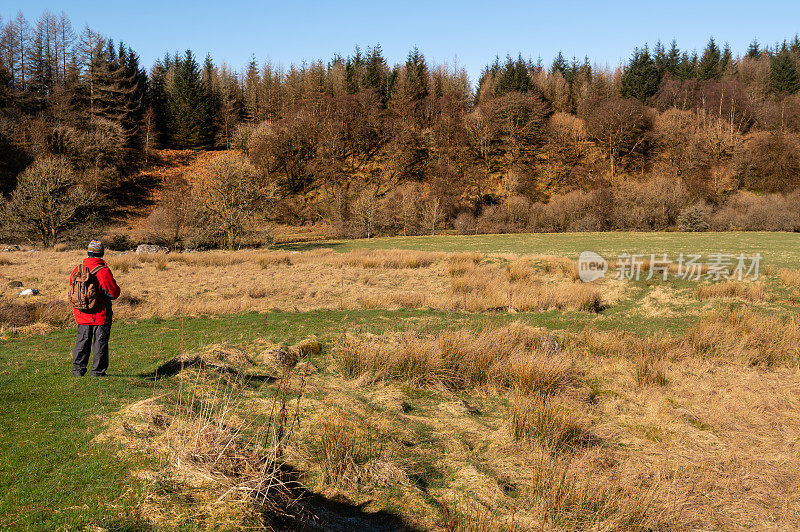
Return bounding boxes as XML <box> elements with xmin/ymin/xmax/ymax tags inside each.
<box><xmin>191</xmin><ymin>153</ymin><xmax>276</xmax><ymax>250</ymax></box>
<box><xmin>2</xmin><ymin>158</ymin><xmax>95</xmax><ymax>247</ymax></box>
<box><xmin>583</xmin><ymin>97</ymin><xmax>652</xmax><ymax>177</ymax></box>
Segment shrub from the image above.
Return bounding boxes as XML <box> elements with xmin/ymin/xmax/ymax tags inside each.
<box><xmin>454</xmin><ymin>212</ymin><xmax>477</xmax><ymax>235</ymax></box>
<box><xmin>536</xmin><ymin>190</ymin><xmax>597</xmax><ymax>232</ymax></box>
<box><xmin>107</xmin><ymin>234</ymin><xmax>134</xmax><ymax>251</ymax></box>
<box><xmin>710</xmin><ymin>191</ymin><xmax>800</xmax><ymax>231</ymax></box>
<box><xmin>734</xmin><ymin>131</ymin><xmax>800</xmax><ymax>193</ymax></box>
<box><xmin>191</xmin><ymin>153</ymin><xmax>277</xmax><ymax>250</ymax></box>
<box><xmin>581</xmin><ymin>96</ymin><xmax>653</xmax><ymax>176</ymax></box>
<box><xmin>3</xmin><ymin>158</ymin><xmax>96</xmax><ymax>247</ymax></box>
<box><xmin>613</xmin><ymin>175</ymin><xmax>690</xmax><ymax>230</ymax></box>
<box><xmin>677</xmin><ymin>204</ymin><xmax>710</xmax><ymax>232</ymax></box>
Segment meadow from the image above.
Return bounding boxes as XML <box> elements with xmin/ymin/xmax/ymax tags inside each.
<box><xmin>1</xmin><ymin>232</ymin><xmax>800</xmax><ymax>530</ymax></box>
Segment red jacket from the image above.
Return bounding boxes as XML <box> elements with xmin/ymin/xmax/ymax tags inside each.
<box><xmin>69</xmin><ymin>257</ymin><xmax>121</xmax><ymax>325</ymax></box>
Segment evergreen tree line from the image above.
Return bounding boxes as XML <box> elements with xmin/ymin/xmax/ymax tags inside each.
<box><xmin>4</xmin><ymin>9</ymin><xmax>800</xmax><ymax>245</ymax></box>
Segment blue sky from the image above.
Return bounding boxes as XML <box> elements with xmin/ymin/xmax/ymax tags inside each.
<box><xmin>4</xmin><ymin>0</ymin><xmax>799</xmax><ymax>83</ymax></box>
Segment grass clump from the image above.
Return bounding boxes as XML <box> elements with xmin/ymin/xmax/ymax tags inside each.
<box><xmin>508</xmin><ymin>393</ymin><xmax>590</xmax><ymax>453</ymax></box>
<box><xmin>0</xmin><ymin>300</ymin><xmax>72</xmax><ymax>329</ymax></box>
<box><xmin>258</xmin><ymin>253</ymin><xmax>293</xmax><ymax>268</ymax></box>
<box><xmin>448</xmin><ymin>262</ymin><xmax>604</xmax><ymax>313</ymax></box>
<box><xmin>685</xmin><ymin>306</ymin><xmax>800</xmax><ymax>366</ymax></box>
<box><xmin>337</xmin><ymin>249</ymin><xmax>443</xmax><ymax>269</ymax></box>
<box><xmin>309</xmin><ymin>411</ymin><xmax>406</xmax><ymax>488</ymax></box>
<box><xmin>694</xmin><ymin>281</ymin><xmax>766</xmax><ymax>301</ymax></box>
<box><xmin>525</xmin><ymin>453</ymin><xmax>656</xmax><ymax>530</ymax></box>
<box><xmin>333</xmin><ymin>322</ymin><xmax>576</xmax><ymax>393</ymax></box>
<box><xmin>107</xmin><ymin>253</ymin><xmax>140</xmax><ymax>273</ymax></box>
<box><xmin>537</xmin><ymin>256</ymin><xmax>579</xmax><ymax>280</ymax></box>
<box><xmin>779</xmin><ymin>268</ymin><xmax>800</xmax><ymax>287</ymax></box>
<box><xmin>632</xmin><ymin>336</ymin><xmax>670</xmax><ymax>387</ymax></box>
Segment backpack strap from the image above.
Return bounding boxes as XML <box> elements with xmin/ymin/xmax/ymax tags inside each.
<box><xmin>89</xmin><ymin>265</ymin><xmax>107</xmax><ymax>275</ymax></box>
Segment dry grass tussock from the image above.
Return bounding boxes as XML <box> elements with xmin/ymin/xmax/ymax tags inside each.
<box><xmin>0</xmin><ymin>299</ymin><xmax>73</xmax><ymax>335</ymax></box>
<box><xmin>308</xmin><ymin>410</ymin><xmax>408</xmax><ymax>488</ymax></box>
<box><xmin>536</xmin><ymin>255</ymin><xmax>580</xmax><ymax>281</ymax></box>
<box><xmin>448</xmin><ymin>259</ymin><xmax>603</xmax><ymax>312</ymax></box>
<box><xmin>108</xmin><ymin>344</ymin><xmax>316</xmax><ymax>528</ymax></box>
<box><xmin>1</xmin><ymin>250</ymin><xmax>613</xmax><ymax>331</ymax></box>
<box><xmin>509</xmin><ymin>392</ymin><xmax>591</xmax><ymax>452</ymax></box>
<box><xmin>779</xmin><ymin>267</ymin><xmax>800</xmax><ymax>287</ymax></box>
<box><xmin>685</xmin><ymin>306</ymin><xmax>800</xmax><ymax>366</ymax></box>
<box><xmin>694</xmin><ymin>280</ymin><xmax>766</xmax><ymax>301</ymax></box>
<box><xmin>523</xmin><ymin>452</ymin><xmax>656</xmax><ymax>530</ymax></box>
<box><xmin>329</xmin><ymin>324</ymin><xmax>667</xmax><ymax>529</ymax></box>
<box><xmin>101</xmin><ymin>326</ymin><xmax>800</xmax><ymax>529</ymax></box>
<box><xmin>565</xmin><ymin>310</ymin><xmax>800</xmax><ymax>369</ymax></box>
<box><xmin>333</xmin><ymin>322</ymin><xmax>576</xmax><ymax>393</ymax></box>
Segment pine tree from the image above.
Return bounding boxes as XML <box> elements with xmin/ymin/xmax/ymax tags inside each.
<box><xmin>771</xmin><ymin>48</ymin><xmax>800</xmax><ymax>94</ymax></box>
<box><xmin>364</xmin><ymin>44</ymin><xmax>388</xmax><ymax>103</ymax></box>
<box><xmin>551</xmin><ymin>51</ymin><xmax>568</xmax><ymax>78</ymax></box>
<box><xmin>495</xmin><ymin>55</ymin><xmax>532</xmax><ymax>96</ymax></box>
<box><xmin>665</xmin><ymin>39</ymin><xmax>681</xmax><ymax>76</ymax></box>
<box><xmin>75</xmin><ymin>25</ymin><xmax>104</xmax><ymax>120</ymax></box>
<box><xmin>215</xmin><ymin>64</ymin><xmax>242</xmax><ymax>148</ymax></box>
<box><xmin>653</xmin><ymin>40</ymin><xmax>667</xmax><ymax>75</ymax></box>
<box><xmin>720</xmin><ymin>43</ymin><xmax>733</xmax><ymax>74</ymax></box>
<box><xmin>3</xmin><ymin>12</ymin><xmax>31</xmax><ymax>94</ymax></box>
<box><xmin>243</xmin><ymin>57</ymin><xmax>260</xmax><ymax>122</ymax></box>
<box><xmin>580</xmin><ymin>56</ymin><xmax>592</xmax><ymax>79</ymax></box>
<box><xmin>404</xmin><ymin>47</ymin><xmax>429</xmax><ymax>102</ymax></box>
<box><xmin>202</xmin><ymin>54</ymin><xmax>219</xmax><ymax>145</ymax></box>
<box><xmin>148</xmin><ymin>55</ymin><xmax>170</xmax><ymax>145</ymax></box>
<box><xmin>344</xmin><ymin>45</ymin><xmax>364</xmax><ymax>94</ymax></box>
<box><xmin>119</xmin><ymin>43</ymin><xmax>148</xmax><ymax>143</ymax></box>
<box><xmin>676</xmin><ymin>51</ymin><xmax>697</xmax><ymax>80</ymax></box>
<box><xmin>167</xmin><ymin>50</ymin><xmax>212</xmax><ymax>149</ymax></box>
<box><xmin>89</xmin><ymin>40</ymin><xmax>138</xmax><ymax>131</ymax></box>
<box><xmin>620</xmin><ymin>45</ymin><xmax>660</xmax><ymax>102</ymax></box>
<box><xmin>698</xmin><ymin>37</ymin><xmax>722</xmax><ymax>80</ymax></box>
<box><xmin>747</xmin><ymin>39</ymin><xmax>761</xmax><ymax>59</ymax></box>
<box><xmin>790</xmin><ymin>35</ymin><xmax>800</xmax><ymax>56</ymax></box>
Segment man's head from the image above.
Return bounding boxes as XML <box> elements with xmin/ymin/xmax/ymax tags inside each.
<box><xmin>87</xmin><ymin>240</ymin><xmax>105</xmax><ymax>258</ymax></box>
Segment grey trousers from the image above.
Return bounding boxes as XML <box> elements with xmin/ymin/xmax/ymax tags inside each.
<box><xmin>73</xmin><ymin>324</ymin><xmax>112</xmax><ymax>376</ymax></box>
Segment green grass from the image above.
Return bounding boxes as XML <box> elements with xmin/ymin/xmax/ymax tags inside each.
<box><xmin>280</xmin><ymin>231</ymin><xmax>800</xmax><ymax>269</ymax></box>
<box><xmin>5</xmin><ymin>231</ymin><xmax>800</xmax><ymax>527</ymax></box>
<box><xmin>1</xmin><ymin>303</ymin><xmax>709</xmax><ymax>528</ymax></box>
<box><xmin>0</xmin><ymin>308</ymin><xmax>607</xmax><ymax>529</ymax></box>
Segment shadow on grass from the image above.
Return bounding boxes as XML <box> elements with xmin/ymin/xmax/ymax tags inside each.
<box><xmin>101</xmin><ymin>518</ymin><xmax>157</xmax><ymax>531</ymax></box>
<box><xmin>292</xmin><ymin>492</ymin><xmax>420</xmax><ymax>532</ymax></box>
<box><xmin>138</xmin><ymin>355</ymin><xmax>276</xmax><ymax>385</ymax></box>
<box><xmin>270</xmin><ymin>464</ymin><xmax>420</xmax><ymax>532</ymax></box>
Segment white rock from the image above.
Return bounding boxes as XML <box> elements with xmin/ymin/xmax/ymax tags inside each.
<box><xmin>19</xmin><ymin>288</ymin><xmax>39</xmax><ymax>296</ymax></box>
<box><xmin>136</xmin><ymin>244</ymin><xmax>170</xmax><ymax>254</ymax></box>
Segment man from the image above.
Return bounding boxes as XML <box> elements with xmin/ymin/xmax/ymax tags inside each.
<box><xmin>69</xmin><ymin>240</ymin><xmax>121</xmax><ymax>377</ymax></box>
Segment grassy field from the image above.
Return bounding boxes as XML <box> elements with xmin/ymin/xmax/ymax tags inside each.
<box><xmin>2</xmin><ymin>232</ymin><xmax>800</xmax><ymax>530</ymax></box>
<box><xmin>283</xmin><ymin>231</ymin><xmax>800</xmax><ymax>268</ymax></box>
<box><xmin>0</xmin><ymin>310</ymin><xmax>469</xmax><ymax>529</ymax></box>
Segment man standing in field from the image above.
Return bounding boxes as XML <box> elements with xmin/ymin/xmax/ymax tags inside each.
<box><xmin>68</xmin><ymin>240</ymin><xmax>121</xmax><ymax>377</ymax></box>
